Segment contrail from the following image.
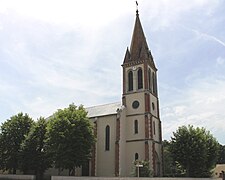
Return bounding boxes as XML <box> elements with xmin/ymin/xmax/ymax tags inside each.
<box><xmin>207</xmin><ymin>33</ymin><xmax>225</xmax><ymax>47</ymax></box>
<box><xmin>182</xmin><ymin>25</ymin><xmax>225</xmax><ymax>48</ymax></box>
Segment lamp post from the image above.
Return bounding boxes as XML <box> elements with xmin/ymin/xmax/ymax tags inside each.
<box><xmin>136</xmin><ymin>163</ymin><xmax>143</xmax><ymax>177</ymax></box>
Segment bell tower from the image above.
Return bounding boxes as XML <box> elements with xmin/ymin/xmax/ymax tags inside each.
<box><xmin>121</xmin><ymin>10</ymin><xmax>162</xmax><ymax>176</ymax></box>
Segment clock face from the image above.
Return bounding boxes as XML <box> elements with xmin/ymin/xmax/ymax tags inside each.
<box><xmin>132</xmin><ymin>100</ymin><xmax>140</xmax><ymax>109</ymax></box>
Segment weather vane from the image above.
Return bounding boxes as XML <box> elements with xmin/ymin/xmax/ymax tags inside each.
<box><xmin>136</xmin><ymin>1</ymin><xmax>139</xmax><ymax>14</ymax></box>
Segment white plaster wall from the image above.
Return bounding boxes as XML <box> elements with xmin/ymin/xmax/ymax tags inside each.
<box><xmin>152</xmin><ymin>116</ymin><xmax>159</xmax><ymax>142</ymax></box>
<box><xmin>150</xmin><ymin>94</ymin><xmax>158</xmax><ymax>118</ymax></box>
<box><xmin>119</xmin><ymin>107</ymin><xmax>127</xmax><ymax>177</ymax></box>
<box><xmin>96</xmin><ymin>115</ymin><xmax>117</xmax><ymax>177</ymax></box>
<box><xmin>125</xmin><ymin>93</ymin><xmax>145</xmax><ymax>115</ymax></box>
<box><xmin>125</xmin><ymin>141</ymin><xmax>145</xmax><ymax>176</ymax></box>
<box><xmin>125</xmin><ymin>115</ymin><xmax>145</xmax><ymax>141</ymax></box>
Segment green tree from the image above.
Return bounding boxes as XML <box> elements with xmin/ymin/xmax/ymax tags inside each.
<box><xmin>170</xmin><ymin>125</ymin><xmax>219</xmax><ymax>177</ymax></box>
<box><xmin>132</xmin><ymin>160</ymin><xmax>152</xmax><ymax>177</ymax></box>
<box><xmin>19</xmin><ymin>117</ymin><xmax>51</xmax><ymax>179</ymax></box>
<box><xmin>163</xmin><ymin>140</ymin><xmax>173</xmax><ymax>176</ymax></box>
<box><xmin>0</xmin><ymin>113</ymin><xmax>34</xmax><ymax>174</ymax></box>
<box><xmin>46</xmin><ymin>103</ymin><xmax>95</xmax><ymax>175</ymax></box>
<box><xmin>163</xmin><ymin>140</ymin><xmax>186</xmax><ymax>177</ymax></box>
<box><xmin>0</xmin><ymin>134</ymin><xmax>6</xmax><ymax>171</ymax></box>
<box><xmin>217</xmin><ymin>144</ymin><xmax>225</xmax><ymax>164</ymax></box>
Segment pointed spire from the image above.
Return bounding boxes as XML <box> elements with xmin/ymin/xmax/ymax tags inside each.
<box><xmin>122</xmin><ymin>6</ymin><xmax>156</xmax><ymax>69</ymax></box>
<box><xmin>140</xmin><ymin>42</ymin><xmax>148</xmax><ymax>59</ymax></box>
<box><xmin>123</xmin><ymin>47</ymin><xmax>131</xmax><ymax>63</ymax></box>
<box><xmin>130</xmin><ymin>10</ymin><xmax>149</xmax><ymax>61</ymax></box>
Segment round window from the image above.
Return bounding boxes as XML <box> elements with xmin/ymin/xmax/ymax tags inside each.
<box><xmin>132</xmin><ymin>100</ymin><xmax>140</xmax><ymax>109</ymax></box>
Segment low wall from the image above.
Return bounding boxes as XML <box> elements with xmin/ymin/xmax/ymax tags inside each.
<box><xmin>0</xmin><ymin>174</ymin><xmax>35</xmax><ymax>180</ymax></box>
<box><xmin>51</xmin><ymin>177</ymin><xmax>220</xmax><ymax>180</ymax></box>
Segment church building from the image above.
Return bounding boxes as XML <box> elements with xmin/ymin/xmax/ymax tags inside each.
<box><xmin>85</xmin><ymin>9</ymin><xmax>163</xmax><ymax>177</ymax></box>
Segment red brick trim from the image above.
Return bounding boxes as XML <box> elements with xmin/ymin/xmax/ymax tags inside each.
<box><xmin>145</xmin><ymin>114</ymin><xmax>149</xmax><ymax>139</ymax></box>
<box><xmin>145</xmin><ymin>114</ymin><xmax>150</xmax><ymax>161</ymax></box>
<box><xmin>155</xmin><ymin>72</ymin><xmax>158</xmax><ymax>96</ymax></box>
<box><xmin>115</xmin><ymin>144</ymin><xmax>119</xmax><ymax>176</ymax></box>
<box><xmin>159</xmin><ymin>121</ymin><xmax>162</xmax><ymax>143</ymax></box>
<box><xmin>115</xmin><ymin>117</ymin><xmax>120</xmax><ymax>176</ymax></box>
<box><xmin>144</xmin><ymin>62</ymin><xmax>148</xmax><ymax>90</ymax></box>
<box><xmin>91</xmin><ymin>122</ymin><xmax>97</xmax><ymax>176</ymax></box>
<box><xmin>145</xmin><ymin>141</ymin><xmax>149</xmax><ymax>160</ymax></box>
<box><xmin>122</xmin><ymin>66</ymin><xmax>126</xmax><ymax>94</ymax></box>
<box><xmin>145</xmin><ymin>93</ymin><xmax>150</xmax><ymax>112</ymax></box>
<box><xmin>152</xmin><ymin>142</ymin><xmax>156</xmax><ymax>176</ymax></box>
<box><xmin>156</xmin><ymin>99</ymin><xmax>160</xmax><ymax>118</ymax></box>
<box><xmin>150</xmin><ymin>115</ymin><xmax>153</xmax><ymax>139</ymax></box>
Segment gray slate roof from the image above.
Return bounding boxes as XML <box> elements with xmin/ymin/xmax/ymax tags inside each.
<box><xmin>86</xmin><ymin>102</ymin><xmax>121</xmax><ymax>118</ymax></box>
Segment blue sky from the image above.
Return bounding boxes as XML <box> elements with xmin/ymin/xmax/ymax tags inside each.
<box><xmin>0</xmin><ymin>0</ymin><xmax>225</xmax><ymax>144</ymax></box>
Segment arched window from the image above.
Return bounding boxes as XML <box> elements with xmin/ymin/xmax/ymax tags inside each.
<box><xmin>105</xmin><ymin>125</ymin><xmax>110</xmax><ymax>151</ymax></box>
<box><xmin>128</xmin><ymin>71</ymin><xmax>133</xmax><ymax>91</ymax></box>
<box><xmin>137</xmin><ymin>68</ymin><xmax>143</xmax><ymax>89</ymax></box>
<box><xmin>152</xmin><ymin>72</ymin><xmax>156</xmax><ymax>94</ymax></box>
<box><xmin>148</xmin><ymin>69</ymin><xmax>151</xmax><ymax>90</ymax></box>
<box><xmin>153</xmin><ymin>121</ymin><xmax>156</xmax><ymax>135</ymax></box>
<box><xmin>134</xmin><ymin>120</ymin><xmax>138</xmax><ymax>134</ymax></box>
<box><xmin>135</xmin><ymin>153</ymin><xmax>139</xmax><ymax>160</ymax></box>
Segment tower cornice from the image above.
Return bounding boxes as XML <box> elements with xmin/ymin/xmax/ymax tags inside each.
<box><xmin>122</xmin><ymin>60</ymin><xmax>158</xmax><ymax>71</ymax></box>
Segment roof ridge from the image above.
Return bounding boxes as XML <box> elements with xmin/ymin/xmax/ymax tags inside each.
<box><xmin>86</xmin><ymin>101</ymin><xmax>121</xmax><ymax>109</ymax></box>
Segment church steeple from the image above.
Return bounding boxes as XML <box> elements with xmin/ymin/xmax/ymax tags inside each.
<box><xmin>121</xmin><ymin>7</ymin><xmax>162</xmax><ymax>177</ymax></box>
<box><xmin>120</xmin><ymin>6</ymin><xmax>162</xmax><ymax>177</ymax></box>
<box><xmin>123</xmin><ymin>10</ymin><xmax>156</xmax><ymax>70</ymax></box>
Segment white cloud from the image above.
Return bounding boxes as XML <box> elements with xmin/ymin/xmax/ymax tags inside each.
<box><xmin>186</xmin><ymin>27</ymin><xmax>225</xmax><ymax>47</ymax></box>
<box><xmin>142</xmin><ymin>0</ymin><xmax>221</xmax><ymax>30</ymax></box>
<box><xmin>0</xmin><ymin>0</ymin><xmax>221</xmax><ymax>30</ymax></box>
<box><xmin>217</xmin><ymin>57</ymin><xmax>225</xmax><ymax>65</ymax></box>
<box><xmin>0</xmin><ymin>0</ymin><xmax>134</xmax><ymax>29</ymax></box>
<box><xmin>0</xmin><ymin>10</ymin><xmax>125</xmax><ymax>120</ymax></box>
<box><xmin>162</xmin><ymin>75</ymin><xmax>225</xmax><ymax>144</ymax></box>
